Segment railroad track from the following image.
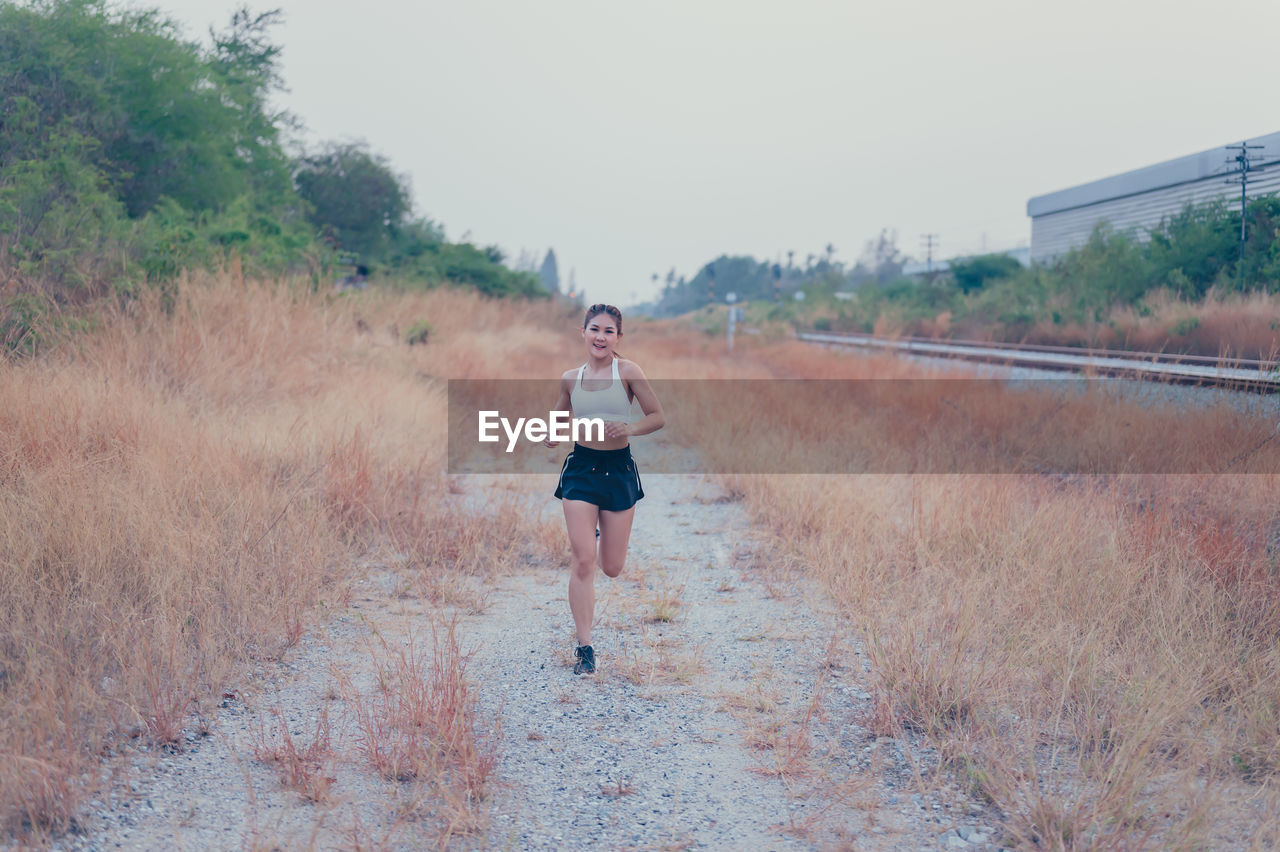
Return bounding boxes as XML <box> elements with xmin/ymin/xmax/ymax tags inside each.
<box><xmin>797</xmin><ymin>331</ymin><xmax>1280</xmax><ymax>392</ymax></box>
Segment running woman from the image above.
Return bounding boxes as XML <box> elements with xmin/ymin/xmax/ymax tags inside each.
<box><xmin>545</xmin><ymin>304</ymin><xmax>665</xmax><ymax>674</ymax></box>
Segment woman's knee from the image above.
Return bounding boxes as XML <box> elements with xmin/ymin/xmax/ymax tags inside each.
<box><xmin>571</xmin><ymin>556</ymin><xmax>596</xmax><ymax>580</ymax></box>
<box><xmin>600</xmin><ymin>556</ymin><xmax>625</xmax><ymax>579</ymax></box>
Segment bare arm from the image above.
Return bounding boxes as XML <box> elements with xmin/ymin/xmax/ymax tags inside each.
<box><xmin>610</xmin><ymin>360</ymin><xmax>665</xmax><ymax>439</ymax></box>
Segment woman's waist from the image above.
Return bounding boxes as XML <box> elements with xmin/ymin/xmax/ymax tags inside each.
<box><xmin>569</xmin><ymin>441</ymin><xmax>632</xmax><ymax>457</ymax></box>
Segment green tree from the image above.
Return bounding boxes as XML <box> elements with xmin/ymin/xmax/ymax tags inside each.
<box><xmin>0</xmin><ymin>0</ymin><xmax>549</xmax><ymax>318</ymax></box>
<box><xmin>539</xmin><ymin>248</ymin><xmax>560</xmax><ymax>293</ymax></box>
<box><xmin>294</xmin><ymin>142</ymin><xmax>410</xmax><ymax>260</ymax></box>
<box><xmin>950</xmin><ymin>253</ymin><xmax>1023</xmax><ymax>295</ymax></box>
<box><xmin>0</xmin><ymin>1</ymin><xmax>293</xmax><ymax>217</ymax></box>
<box><xmin>1144</xmin><ymin>200</ymin><xmax>1236</xmax><ymax>298</ymax></box>
<box><xmin>0</xmin><ymin>0</ymin><xmax>309</xmax><ymax>296</ymax></box>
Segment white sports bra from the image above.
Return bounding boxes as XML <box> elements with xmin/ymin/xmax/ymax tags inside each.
<box><xmin>571</xmin><ymin>358</ymin><xmax>632</xmax><ymax>422</ymax></box>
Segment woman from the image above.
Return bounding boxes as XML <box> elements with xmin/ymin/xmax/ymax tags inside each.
<box><xmin>545</xmin><ymin>304</ymin><xmax>665</xmax><ymax>674</ymax></box>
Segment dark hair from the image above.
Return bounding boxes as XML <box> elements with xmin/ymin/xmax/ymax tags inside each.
<box><xmin>583</xmin><ymin>304</ymin><xmax>624</xmax><ymax>360</ymax></box>
<box><xmin>583</xmin><ymin>304</ymin><xmax>623</xmax><ymax>335</ymax></box>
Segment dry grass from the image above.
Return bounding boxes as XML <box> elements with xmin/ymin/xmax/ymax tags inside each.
<box><xmin>652</xmin><ymin>337</ymin><xmax>1280</xmax><ymax>847</ymax></box>
<box><xmin>1048</xmin><ymin>288</ymin><xmax>1280</xmax><ymax>359</ymax></box>
<box><xmin>643</xmin><ymin>575</ymin><xmax>684</xmax><ymax>624</ymax></box>
<box><xmin>569</xmin><ymin>324</ymin><xmax>1280</xmax><ymax>843</ymax></box>
<box><xmin>465</xmin><ymin>309</ymin><xmax>1280</xmax><ymax>840</ymax></box>
<box><xmin>598</xmin><ymin>776</ymin><xmax>635</xmax><ymax>797</ymax></box>
<box><xmin>253</xmin><ymin>706</ymin><xmax>336</xmax><ymax>804</ymax></box>
<box><xmin>0</xmin><ymin>272</ymin><xmax>565</xmax><ymax>841</ymax></box>
<box><xmin>722</xmin><ymin>679</ymin><xmax>783</xmax><ymax>716</ymax></box>
<box><xmin>7</xmin><ymin>267</ymin><xmax>1280</xmax><ymax>845</ymax></box>
<box><xmin>615</xmin><ymin>629</ymin><xmax>706</xmax><ymax>687</ymax></box>
<box><xmin>337</xmin><ymin>619</ymin><xmax>499</xmax><ymax>841</ymax></box>
<box><xmin>725</xmin><ymin>673</ymin><xmax>824</xmax><ymax>780</ymax></box>
<box><xmin>897</xmin><ymin>287</ymin><xmax>1280</xmax><ymax>360</ymax></box>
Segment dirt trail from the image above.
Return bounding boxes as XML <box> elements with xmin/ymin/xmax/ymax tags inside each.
<box><xmin>54</xmin><ymin>439</ymin><xmax>1001</xmax><ymax>851</ymax></box>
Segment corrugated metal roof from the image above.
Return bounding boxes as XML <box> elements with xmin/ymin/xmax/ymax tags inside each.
<box><xmin>1027</xmin><ymin>132</ymin><xmax>1280</xmax><ymax>218</ymax></box>
<box><xmin>1031</xmin><ymin>167</ymin><xmax>1280</xmax><ymax>261</ymax></box>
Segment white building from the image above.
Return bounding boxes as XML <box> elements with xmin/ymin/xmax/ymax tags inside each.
<box><xmin>1027</xmin><ymin>132</ymin><xmax>1280</xmax><ymax>262</ymax></box>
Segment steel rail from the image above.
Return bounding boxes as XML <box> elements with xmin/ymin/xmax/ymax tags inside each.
<box><xmin>796</xmin><ymin>331</ymin><xmax>1280</xmax><ymax>392</ymax></box>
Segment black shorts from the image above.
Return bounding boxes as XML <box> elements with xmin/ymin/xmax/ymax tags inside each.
<box><xmin>554</xmin><ymin>444</ymin><xmax>644</xmax><ymax>512</ymax></box>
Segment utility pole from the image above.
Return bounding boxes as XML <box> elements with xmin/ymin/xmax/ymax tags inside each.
<box><xmin>1225</xmin><ymin>141</ymin><xmax>1266</xmax><ymax>281</ymax></box>
<box><xmin>920</xmin><ymin>234</ymin><xmax>939</xmax><ymax>275</ymax></box>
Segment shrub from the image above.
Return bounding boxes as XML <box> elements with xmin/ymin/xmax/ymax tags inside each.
<box><xmin>950</xmin><ymin>253</ymin><xmax>1023</xmax><ymax>294</ymax></box>
<box><xmin>405</xmin><ymin>319</ymin><xmax>431</xmax><ymax>346</ymax></box>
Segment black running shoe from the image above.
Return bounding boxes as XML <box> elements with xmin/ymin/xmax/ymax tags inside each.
<box><xmin>573</xmin><ymin>644</ymin><xmax>596</xmax><ymax>675</ymax></box>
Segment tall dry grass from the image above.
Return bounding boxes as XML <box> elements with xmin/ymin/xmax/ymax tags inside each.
<box><xmin>7</xmin><ymin>280</ymin><xmax>1279</xmax><ymax>846</ymax></box>
<box><xmin>336</xmin><ymin>618</ymin><xmax>500</xmax><ymax>841</ymax></box>
<box><xmin>642</xmin><ymin>333</ymin><xmax>1280</xmax><ymax>847</ymax></box>
<box><xmin>1022</xmin><ymin>289</ymin><xmax>1280</xmax><ymax>360</ymax></box>
<box><xmin>0</xmin><ymin>272</ymin><xmax>570</xmax><ymax>840</ymax></box>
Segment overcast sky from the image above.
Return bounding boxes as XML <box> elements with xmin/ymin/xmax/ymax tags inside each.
<box><xmin>154</xmin><ymin>0</ymin><xmax>1280</xmax><ymax>306</ymax></box>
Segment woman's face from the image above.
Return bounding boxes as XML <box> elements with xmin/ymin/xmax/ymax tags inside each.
<box><xmin>582</xmin><ymin>313</ymin><xmax>620</xmax><ymax>359</ymax></box>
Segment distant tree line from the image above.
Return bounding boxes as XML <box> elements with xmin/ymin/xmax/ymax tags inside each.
<box><xmin>0</xmin><ymin>0</ymin><xmax>541</xmax><ymax>315</ymax></box>
<box><xmin>838</xmin><ymin>195</ymin><xmax>1280</xmax><ymax>336</ymax></box>
<box><xmin>649</xmin><ymin>230</ymin><xmax>905</xmax><ymax>316</ymax></box>
<box><xmin>652</xmin><ymin>196</ymin><xmax>1280</xmax><ymax>339</ymax></box>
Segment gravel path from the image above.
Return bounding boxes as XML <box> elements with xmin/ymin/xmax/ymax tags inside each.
<box><xmin>467</xmin><ymin>475</ymin><xmax>824</xmax><ymax>849</ymax></box>
<box><xmin>466</xmin><ymin>444</ymin><xmax>1003</xmax><ymax>851</ymax></box>
<box><xmin>49</xmin><ymin>438</ymin><xmax>1006</xmax><ymax>851</ymax></box>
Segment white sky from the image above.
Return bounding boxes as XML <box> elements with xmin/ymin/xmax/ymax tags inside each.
<box><xmin>153</xmin><ymin>0</ymin><xmax>1280</xmax><ymax>306</ymax></box>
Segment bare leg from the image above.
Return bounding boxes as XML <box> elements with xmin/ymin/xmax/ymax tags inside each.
<box><xmin>597</xmin><ymin>507</ymin><xmax>635</xmax><ymax>579</ymax></box>
<box><xmin>563</xmin><ymin>499</ymin><xmax>600</xmax><ymax>645</ymax></box>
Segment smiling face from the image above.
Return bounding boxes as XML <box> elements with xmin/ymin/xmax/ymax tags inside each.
<box><xmin>582</xmin><ymin>306</ymin><xmax>622</xmax><ymax>360</ymax></box>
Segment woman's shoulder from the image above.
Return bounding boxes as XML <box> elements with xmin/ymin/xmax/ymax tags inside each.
<box><xmin>560</xmin><ymin>365</ymin><xmax>582</xmax><ymax>382</ymax></box>
<box><xmin>615</xmin><ymin>358</ymin><xmax>647</xmax><ymax>380</ymax></box>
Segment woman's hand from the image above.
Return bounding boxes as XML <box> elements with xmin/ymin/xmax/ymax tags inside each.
<box><xmin>543</xmin><ymin>435</ymin><xmax>560</xmax><ymax>448</ymax></box>
<box><xmin>603</xmin><ymin>421</ymin><xmax>630</xmax><ymax>439</ymax></box>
